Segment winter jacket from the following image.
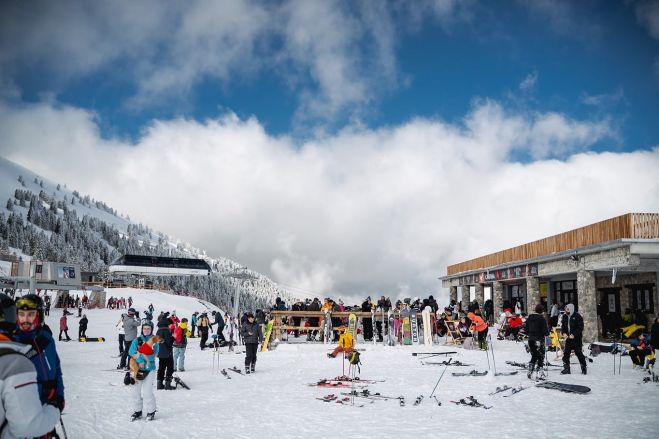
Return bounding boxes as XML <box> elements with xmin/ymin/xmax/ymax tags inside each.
<box><xmin>240</xmin><ymin>321</ymin><xmax>263</xmax><ymax>344</ymax></box>
<box><xmin>14</xmin><ymin>326</ymin><xmax>65</xmax><ymax>405</ymax></box>
<box><xmin>255</xmin><ymin>309</ymin><xmax>266</xmax><ymax>325</ymax></box>
<box><xmin>79</xmin><ymin>317</ymin><xmax>88</xmax><ymax>330</ymax></box>
<box><xmin>128</xmin><ymin>335</ymin><xmax>160</xmax><ymax>372</ymax></box>
<box><xmin>525</xmin><ymin>313</ymin><xmax>549</xmax><ymax>342</ymax></box>
<box><xmin>508</xmin><ymin>316</ymin><xmax>523</xmax><ymax>329</ymax></box>
<box><xmin>156</xmin><ymin>320</ymin><xmax>173</xmax><ymax>358</ymax></box>
<box><xmin>191</xmin><ymin>314</ymin><xmax>198</xmax><ymax>326</ymax></box>
<box><xmin>59</xmin><ymin>316</ymin><xmax>68</xmax><ymax>331</ymax></box>
<box><xmin>338</xmin><ymin>331</ymin><xmax>355</xmax><ymax>350</ymax></box>
<box><xmin>213</xmin><ymin>312</ymin><xmax>225</xmax><ymax>329</ymax></box>
<box><xmin>561</xmin><ymin>311</ymin><xmax>584</xmax><ymax>341</ymax></box>
<box><xmin>122</xmin><ymin>315</ymin><xmax>140</xmax><ymax>341</ymax></box>
<box><xmin>0</xmin><ymin>339</ymin><xmax>61</xmax><ymax>439</ymax></box>
<box><xmin>173</xmin><ymin>323</ymin><xmax>188</xmax><ymax>348</ymax></box>
<box><xmin>467</xmin><ymin>312</ymin><xmax>487</xmax><ymax>332</ymax></box>
<box><xmin>651</xmin><ymin>320</ymin><xmax>659</xmax><ymax>350</ymax></box>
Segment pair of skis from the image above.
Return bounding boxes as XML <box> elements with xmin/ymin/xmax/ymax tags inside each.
<box><xmin>450</xmin><ymin>396</ymin><xmax>492</xmax><ymax>410</ymax></box>
<box><xmin>452</xmin><ymin>370</ymin><xmax>488</xmax><ymax>377</ymax></box>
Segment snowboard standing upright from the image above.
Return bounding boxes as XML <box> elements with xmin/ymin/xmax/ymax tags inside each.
<box><xmin>401</xmin><ymin>307</ymin><xmax>412</xmax><ymax>345</ymax></box>
<box><xmin>387</xmin><ymin>310</ymin><xmax>395</xmax><ymax>346</ymax></box>
<box><xmin>422</xmin><ymin>306</ymin><xmax>433</xmax><ymax>346</ymax></box>
<box><xmin>348</xmin><ymin>313</ymin><xmax>357</xmax><ymax>344</ymax></box>
<box><xmin>410</xmin><ymin>309</ymin><xmax>419</xmax><ymax>344</ymax></box>
<box><xmin>261</xmin><ymin>319</ymin><xmax>274</xmax><ymax>352</ymax></box>
<box><xmin>324</xmin><ymin>310</ymin><xmax>333</xmax><ymax>344</ymax></box>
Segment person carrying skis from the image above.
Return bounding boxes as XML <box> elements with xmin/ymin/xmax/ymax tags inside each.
<box><xmin>128</xmin><ymin>320</ymin><xmax>159</xmax><ymax>421</ymax></box>
<box><xmin>13</xmin><ymin>294</ymin><xmax>66</xmax><ymax>437</ymax></box>
<box><xmin>0</xmin><ymin>293</ymin><xmax>61</xmax><ymax>439</ymax></box>
<box><xmin>560</xmin><ymin>303</ymin><xmax>587</xmax><ymax>375</ymax></box>
<box><xmin>327</xmin><ymin>326</ymin><xmax>354</xmax><ymax>358</ymax></box>
<box><xmin>79</xmin><ymin>313</ymin><xmax>89</xmax><ymax>339</ymax></box>
<box><xmin>240</xmin><ymin>312</ymin><xmax>263</xmax><ymax>374</ymax></box>
<box><xmin>525</xmin><ymin>304</ymin><xmax>549</xmax><ymax>378</ymax></box>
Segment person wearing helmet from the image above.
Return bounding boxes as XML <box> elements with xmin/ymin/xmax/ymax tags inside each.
<box><xmin>240</xmin><ymin>312</ymin><xmax>263</xmax><ymax>374</ymax></box>
<box><xmin>127</xmin><ymin>319</ymin><xmax>160</xmax><ymax>421</ymax></box>
<box><xmin>327</xmin><ymin>325</ymin><xmax>355</xmax><ymax>358</ymax></box>
<box><xmin>14</xmin><ymin>294</ymin><xmax>66</xmax><ymax>415</ymax></box>
<box><xmin>0</xmin><ymin>293</ymin><xmax>61</xmax><ymax>438</ymax></box>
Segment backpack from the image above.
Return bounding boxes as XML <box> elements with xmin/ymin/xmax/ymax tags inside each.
<box><xmin>174</xmin><ymin>326</ymin><xmax>183</xmax><ymax>344</ymax></box>
<box><xmin>347</xmin><ymin>350</ymin><xmax>361</xmax><ymax>373</ymax></box>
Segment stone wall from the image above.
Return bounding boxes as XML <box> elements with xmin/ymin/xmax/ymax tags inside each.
<box><xmin>493</xmin><ymin>281</ymin><xmax>503</xmax><ymax>315</ymax></box>
<box><xmin>450</xmin><ymin>286</ymin><xmax>457</xmax><ymax>304</ymax></box>
<box><xmin>577</xmin><ymin>269</ymin><xmax>597</xmax><ymax>342</ymax></box>
<box><xmin>461</xmin><ymin>285</ymin><xmax>469</xmax><ymax>311</ymax></box>
<box><xmin>526</xmin><ymin>276</ymin><xmax>540</xmax><ymax>313</ymax></box>
<box><xmin>475</xmin><ymin>283</ymin><xmax>484</xmax><ymax>308</ymax></box>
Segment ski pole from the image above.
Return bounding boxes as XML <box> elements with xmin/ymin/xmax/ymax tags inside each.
<box><xmin>483</xmin><ymin>335</ymin><xmax>490</xmax><ymax>371</ymax></box>
<box><xmin>59</xmin><ymin>416</ymin><xmax>68</xmax><ymax>439</ymax></box>
<box><xmin>490</xmin><ymin>334</ymin><xmax>497</xmax><ymax>375</ymax></box>
<box><xmin>429</xmin><ymin>361</ymin><xmax>450</xmax><ymax>398</ymax></box>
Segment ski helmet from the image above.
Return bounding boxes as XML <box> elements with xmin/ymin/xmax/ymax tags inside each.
<box><xmin>15</xmin><ymin>294</ymin><xmax>44</xmax><ymax>330</ymax></box>
<box><xmin>141</xmin><ymin>319</ymin><xmax>154</xmax><ymax>336</ymax></box>
<box><xmin>0</xmin><ymin>293</ymin><xmax>17</xmax><ymax>334</ymax></box>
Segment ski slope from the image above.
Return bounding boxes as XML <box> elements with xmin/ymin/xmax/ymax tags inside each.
<box><xmin>39</xmin><ymin>289</ymin><xmax>659</xmax><ymax>439</ymax></box>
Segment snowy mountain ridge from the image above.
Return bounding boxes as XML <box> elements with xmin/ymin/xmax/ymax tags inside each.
<box><xmin>0</xmin><ymin>155</ymin><xmax>297</xmax><ymax>311</ymax></box>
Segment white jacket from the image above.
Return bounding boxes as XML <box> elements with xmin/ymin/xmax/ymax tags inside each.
<box><xmin>0</xmin><ymin>341</ymin><xmax>60</xmax><ymax>439</ymax></box>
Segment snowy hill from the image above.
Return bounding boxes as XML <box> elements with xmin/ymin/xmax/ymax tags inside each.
<box><xmin>0</xmin><ymin>155</ymin><xmax>296</xmax><ymax>311</ymax></box>
<box><xmin>38</xmin><ymin>288</ymin><xmax>659</xmax><ymax>439</ymax></box>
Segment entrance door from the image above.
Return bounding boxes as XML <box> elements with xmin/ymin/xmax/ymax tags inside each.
<box><xmin>598</xmin><ymin>288</ymin><xmax>621</xmax><ymax>336</ymax></box>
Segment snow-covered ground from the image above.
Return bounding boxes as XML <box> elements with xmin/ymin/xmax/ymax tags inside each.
<box><xmin>39</xmin><ymin>289</ymin><xmax>659</xmax><ymax>439</ymax></box>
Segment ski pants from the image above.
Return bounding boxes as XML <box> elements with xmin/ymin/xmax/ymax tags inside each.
<box><xmin>477</xmin><ymin>328</ymin><xmax>488</xmax><ymax>349</ymax></box>
<box><xmin>216</xmin><ymin>325</ymin><xmax>226</xmax><ymax>342</ymax></box>
<box><xmin>331</xmin><ymin>346</ymin><xmax>353</xmax><ymax>358</ymax></box>
<box><xmin>199</xmin><ymin>328</ymin><xmax>208</xmax><ymax>350</ymax></box>
<box><xmin>157</xmin><ymin>357</ymin><xmax>174</xmax><ymax>382</ymax></box>
<box><xmin>190</xmin><ymin>324</ymin><xmax>196</xmax><ymax>338</ymax></box>
<box><xmin>528</xmin><ymin>339</ymin><xmax>545</xmax><ymax>370</ymax></box>
<box><xmin>79</xmin><ymin>327</ymin><xmax>87</xmax><ymax>339</ymax></box>
<box><xmin>132</xmin><ymin>370</ymin><xmax>156</xmax><ymax>413</ymax></box>
<box><xmin>173</xmin><ymin>347</ymin><xmax>186</xmax><ymax>370</ymax></box>
<box><xmin>563</xmin><ymin>338</ymin><xmax>586</xmax><ymax>368</ymax></box>
<box><xmin>630</xmin><ymin>348</ymin><xmax>651</xmax><ymax>366</ymax></box>
<box><xmin>119</xmin><ymin>339</ymin><xmax>133</xmax><ymax>368</ymax></box>
<box><xmin>245</xmin><ymin>343</ymin><xmax>258</xmax><ymax>366</ymax></box>
<box><xmin>363</xmin><ymin>318</ymin><xmax>373</xmax><ymax>340</ymax></box>
<box><xmin>118</xmin><ymin>334</ymin><xmax>125</xmax><ymax>356</ymax></box>
<box><xmin>58</xmin><ymin>330</ymin><xmax>70</xmax><ymax>341</ymax></box>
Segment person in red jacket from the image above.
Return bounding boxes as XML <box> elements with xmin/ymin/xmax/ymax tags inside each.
<box><xmin>468</xmin><ymin>311</ymin><xmax>488</xmax><ymax>349</ymax></box>
<box><xmin>505</xmin><ymin>313</ymin><xmax>523</xmax><ymax>340</ymax></box>
<box><xmin>59</xmin><ymin>311</ymin><xmax>71</xmax><ymax>341</ymax></box>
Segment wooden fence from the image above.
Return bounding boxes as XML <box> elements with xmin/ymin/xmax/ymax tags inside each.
<box><xmin>270</xmin><ymin>310</ymin><xmax>388</xmax><ymax>341</ymax></box>
<box><xmin>447</xmin><ymin>212</ymin><xmax>659</xmax><ymax>275</ymax></box>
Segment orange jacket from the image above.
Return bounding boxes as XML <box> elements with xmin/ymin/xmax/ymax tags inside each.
<box><xmin>468</xmin><ymin>312</ymin><xmax>487</xmax><ymax>332</ymax></box>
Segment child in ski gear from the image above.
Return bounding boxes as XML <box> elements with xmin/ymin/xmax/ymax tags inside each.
<box><xmin>1</xmin><ymin>293</ymin><xmax>61</xmax><ymax>439</ymax></box>
<box><xmin>525</xmin><ymin>304</ymin><xmax>549</xmax><ymax>377</ymax></box>
<box><xmin>240</xmin><ymin>312</ymin><xmax>263</xmax><ymax>373</ymax></box>
<box><xmin>561</xmin><ymin>303</ymin><xmax>587</xmax><ymax>375</ymax></box>
<box><xmin>128</xmin><ymin>320</ymin><xmax>160</xmax><ymax>420</ymax></box>
<box><xmin>14</xmin><ymin>294</ymin><xmax>66</xmax><ymax>414</ymax></box>
<box><xmin>156</xmin><ymin>317</ymin><xmax>174</xmax><ymax>390</ymax></box>
<box><xmin>79</xmin><ymin>314</ymin><xmax>88</xmax><ymax>339</ymax></box>
<box><xmin>173</xmin><ymin>318</ymin><xmax>188</xmax><ymax>372</ymax></box>
<box><xmin>328</xmin><ymin>326</ymin><xmax>355</xmax><ymax>358</ymax></box>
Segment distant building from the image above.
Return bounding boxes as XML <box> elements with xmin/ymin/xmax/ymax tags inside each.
<box><xmin>441</xmin><ymin>213</ymin><xmax>659</xmax><ymax>341</ymax></box>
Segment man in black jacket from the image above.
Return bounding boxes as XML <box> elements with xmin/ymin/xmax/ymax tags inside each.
<box><xmin>525</xmin><ymin>304</ymin><xmax>549</xmax><ymax>379</ymax></box>
<box><xmin>561</xmin><ymin>303</ymin><xmax>587</xmax><ymax>375</ymax></box>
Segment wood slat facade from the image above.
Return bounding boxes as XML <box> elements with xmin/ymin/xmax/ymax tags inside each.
<box><xmin>447</xmin><ymin>213</ymin><xmax>659</xmax><ymax>276</ymax></box>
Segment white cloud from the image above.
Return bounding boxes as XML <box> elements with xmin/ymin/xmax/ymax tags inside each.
<box><xmin>1</xmin><ymin>99</ymin><xmax>652</xmax><ymax>306</ymax></box>
<box><xmin>580</xmin><ymin>88</ymin><xmax>625</xmax><ymax>107</ymax></box>
<box><xmin>519</xmin><ymin>70</ymin><xmax>538</xmax><ymax>91</ymax></box>
<box><xmin>636</xmin><ymin>0</ymin><xmax>659</xmax><ymax>40</ymax></box>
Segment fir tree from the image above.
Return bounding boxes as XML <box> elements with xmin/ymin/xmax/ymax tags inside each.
<box><xmin>6</xmin><ymin>199</ymin><xmax>13</xmax><ymax>211</ymax></box>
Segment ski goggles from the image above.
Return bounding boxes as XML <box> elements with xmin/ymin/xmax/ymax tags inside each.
<box><xmin>16</xmin><ymin>297</ymin><xmax>40</xmax><ymax>311</ymax></box>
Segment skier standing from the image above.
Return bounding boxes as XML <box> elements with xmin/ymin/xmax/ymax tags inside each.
<box><xmin>525</xmin><ymin>304</ymin><xmax>549</xmax><ymax>378</ymax></box>
<box><xmin>119</xmin><ymin>308</ymin><xmax>140</xmax><ymax>370</ymax></box>
<box><xmin>173</xmin><ymin>318</ymin><xmax>188</xmax><ymax>372</ymax></box>
<box><xmin>197</xmin><ymin>312</ymin><xmax>210</xmax><ymax>350</ymax></box>
<box><xmin>190</xmin><ymin>312</ymin><xmax>198</xmax><ymax>338</ymax></box>
<box><xmin>211</xmin><ymin>310</ymin><xmax>226</xmax><ymax>342</ymax></box>
<box><xmin>128</xmin><ymin>320</ymin><xmax>159</xmax><ymax>421</ymax></box>
<box><xmin>116</xmin><ymin>313</ymin><xmax>126</xmax><ymax>357</ymax></box>
<box><xmin>79</xmin><ymin>314</ymin><xmax>88</xmax><ymax>339</ymax></box>
<box><xmin>58</xmin><ymin>310</ymin><xmax>71</xmax><ymax>341</ymax></box>
<box><xmin>560</xmin><ymin>304</ymin><xmax>587</xmax><ymax>375</ymax></box>
<box><xmin>0</xmin><ymin>293</ymin><xmax>61</xmax><ymax>439</ymax></box>
<box><xmin>240</xmin><ymin>312</ymin><xmax>263</xmax><ymax>374</ymax></box>
<box><xmin>156</xmin><ymin>317</ymin><xmax>174</xmax><ymax>390</ymax></box>
<box><xmin>14</xmin><ymin>294</ymin><xmax>66</xmax><ymax>416</ymax></box>
<box><xmin>467</xmin><ymin>311</ymin><xmax>488</xmax><ymax>349</ymax></box>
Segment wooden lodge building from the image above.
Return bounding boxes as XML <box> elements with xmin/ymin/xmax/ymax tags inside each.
<box><xmin>440</xmin><ymin>213</ymin><xmax>659</xmax><ymax>342</ymax></box>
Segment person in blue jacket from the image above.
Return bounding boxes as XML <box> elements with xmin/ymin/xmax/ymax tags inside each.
<box><xmin>14</xmin><ymin>294</ymin><xmax>65</xmax><ymax>413</ymax></box>
<box><xmin>127</xmin><ymin>319</ymin><xmax>159</xmax><ymax>421</ymax></box>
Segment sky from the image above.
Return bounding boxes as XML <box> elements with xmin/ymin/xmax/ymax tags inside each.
<box><xmin>1</xmin><ymin>0</ymin><xmax>659</xmax><ymax>304</ymax></box>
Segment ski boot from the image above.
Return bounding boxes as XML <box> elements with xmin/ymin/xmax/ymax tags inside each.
<box><xmin>164</xmin><ymin>379</ymin><xmax>174</xmax><ymax>390</ymax></box>
<box><xmin>157</xmin><ymin>380</ymin><xmax>164</xmax><ymax>390</ymax></box>
<box><xmin>581</xmin><ymin>364</ymin><xmax>587</xmax><ymax>375</ymax></box>
<box><xmin>250</xmin><ymin>364</ymin><xmax>255</xmax><ymax>373</ymax></box>
<box><xmin>245</xmin><ymin>366</ymin><xmax>250</xmax><ymax>375</ymax></box>
<box><xmin>130</xmin><ymin>411</ymin><xmax>142</xmax><ymax>421</ymax></box>
<box><xmin>527</xmin><ymin>363</ymin><xmax>534</xmax><ymax>379</ymax></box>
<box><xmin>560</xmin><ymin>365</ymin><xmax>570</xmax><ymax>375</ymax></box>
<box><xmin>146</xmin><ymin>411</ymin><xmax>156</xmax><ymax>421</ymax></box>
<box><xmin>327</xmin><ymin>353</ymin><xmax>334</xmax><ymax>358</ymax></box>
<box><xmin>536</xmin><ymin>367</ymin><xmax>547</xmax><ymax>381</ymax></box>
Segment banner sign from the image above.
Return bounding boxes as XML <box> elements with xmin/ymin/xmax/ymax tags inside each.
<box><xmin>458</xmin><ymin>263</ymin><xmax>538</xmax><ymax>285</ymax></box>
